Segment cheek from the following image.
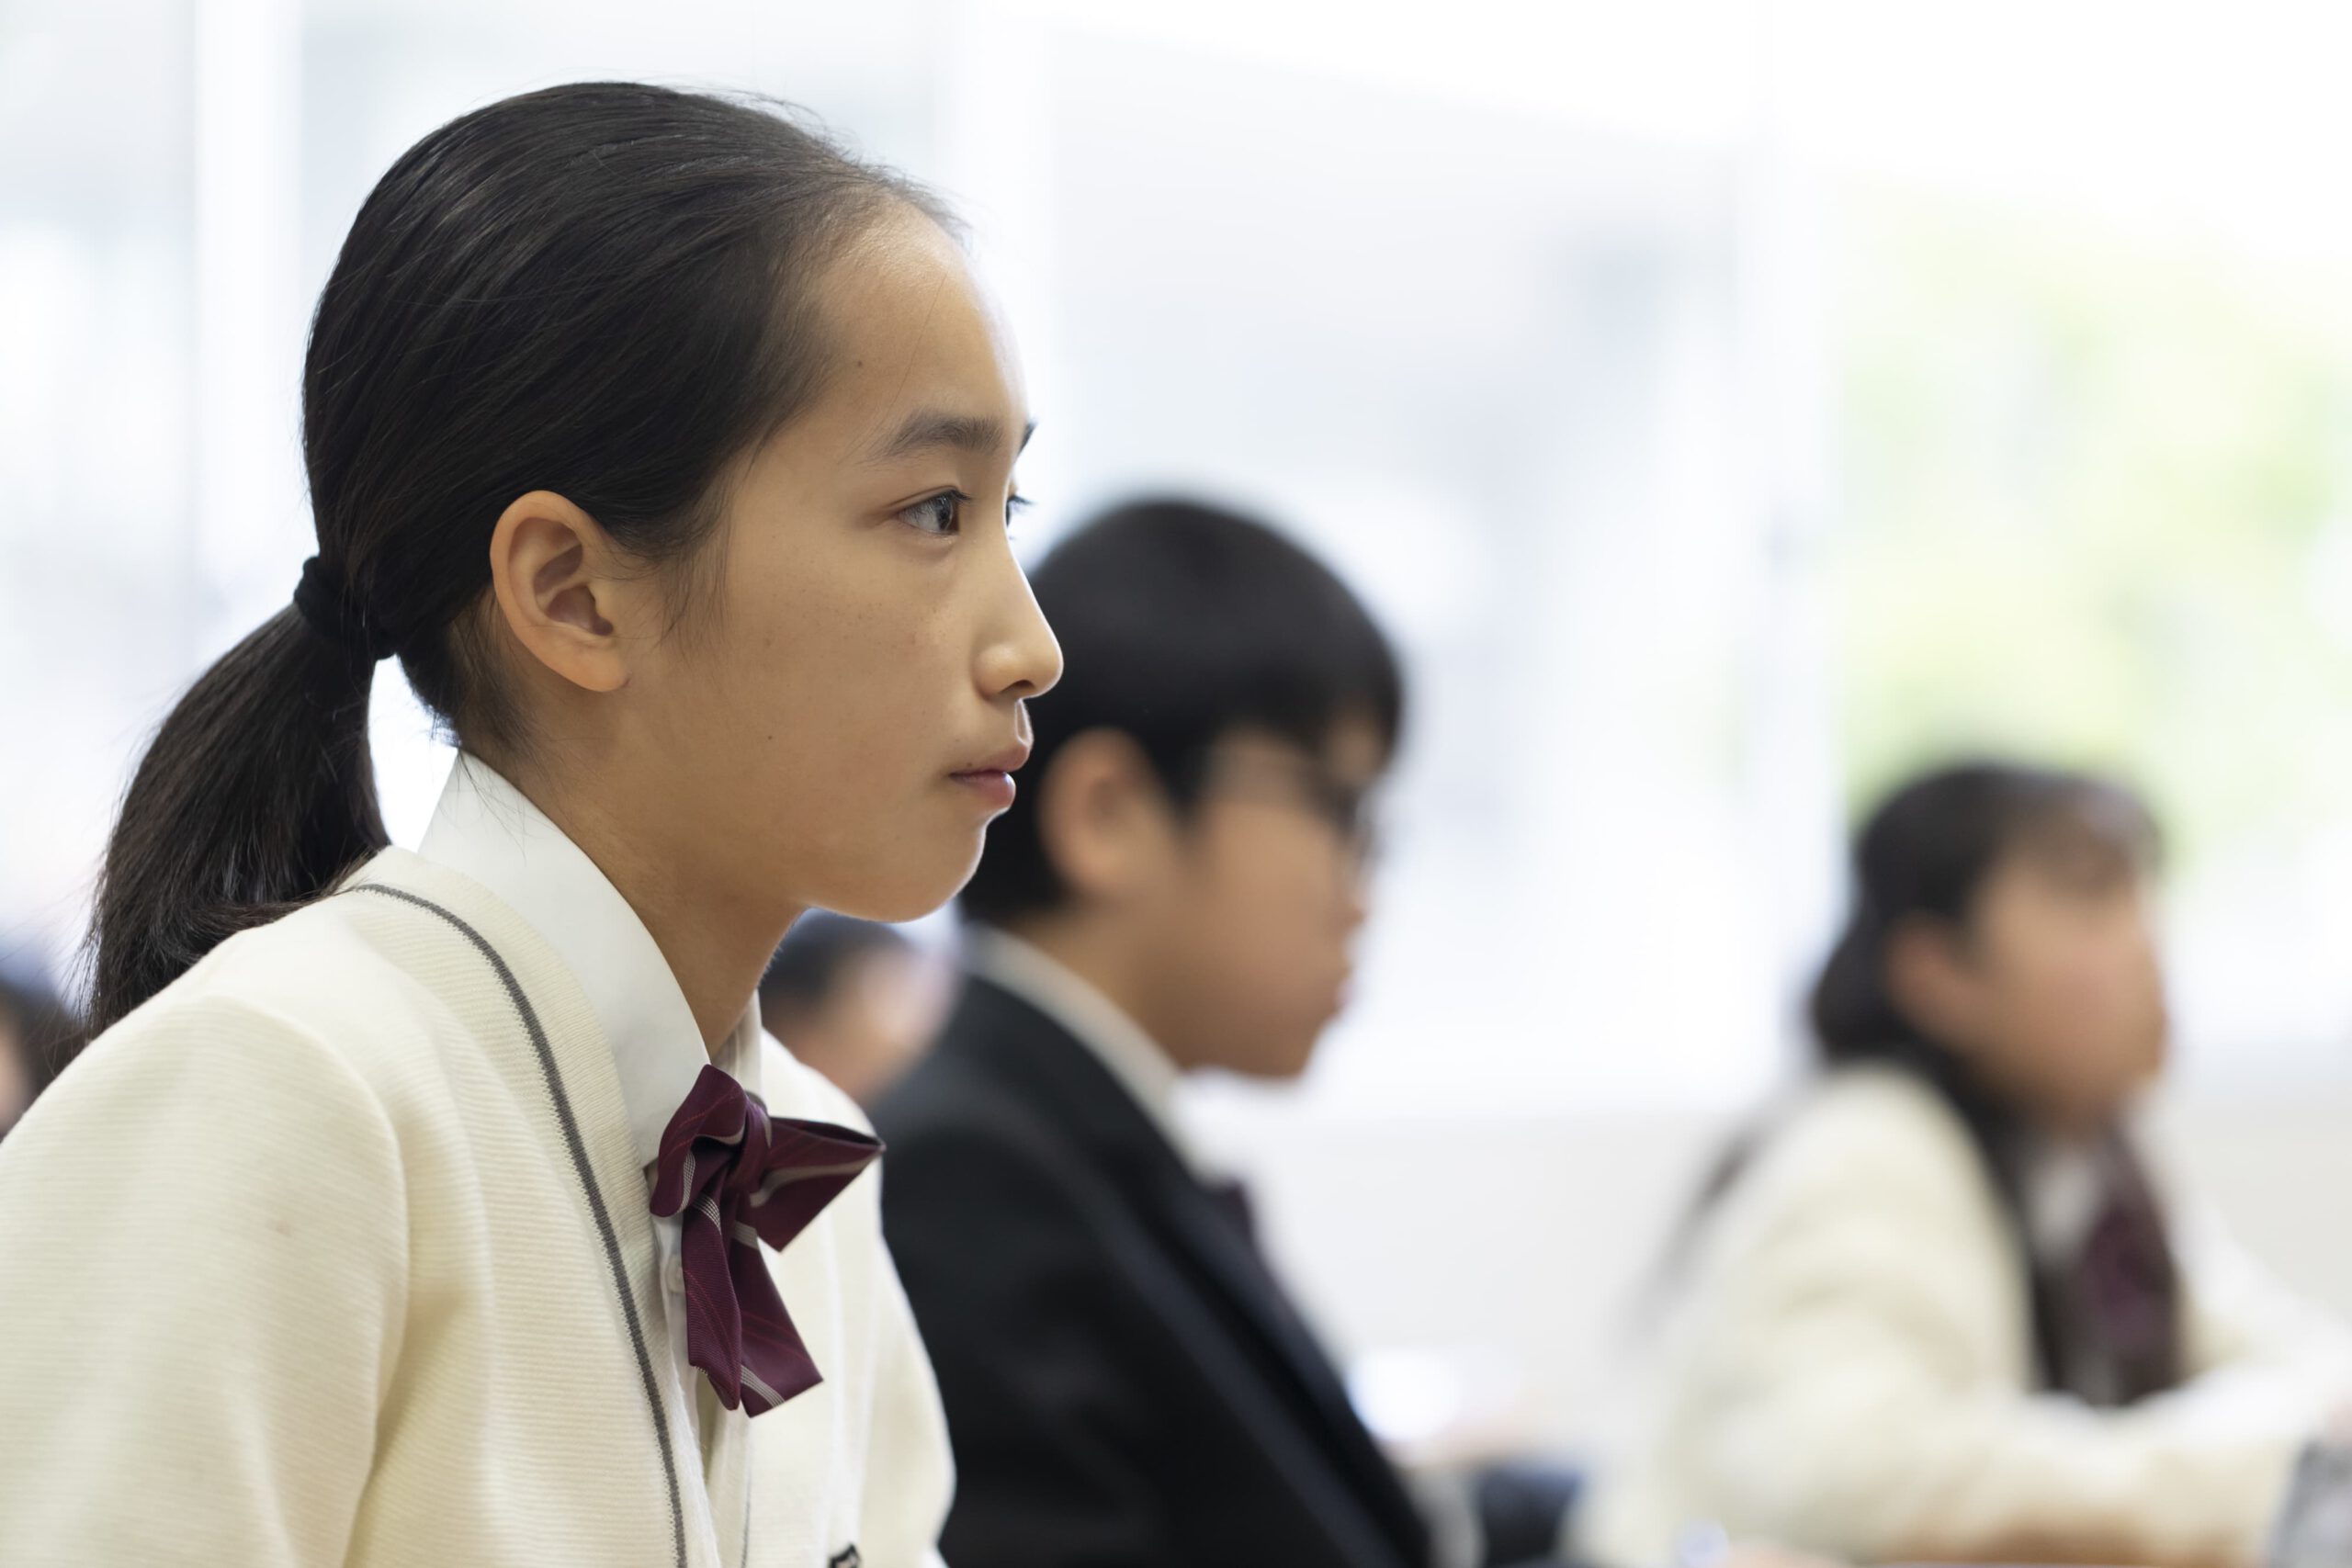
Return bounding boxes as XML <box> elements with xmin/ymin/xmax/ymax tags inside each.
<box><xmin>1193</xmin><ymin>821</ymin><xmax>1357</xmax><ymax>1013</ymax></box>
<box><xmin>700</xmin><ymin>559</ymin><xmax>955</xmax><ymax>794</ymax></box>
<box><xmin>2018</xmin><ymin>944</ymin><xmax>2165</xmax><ymax>1093</ymax></box>
<box><xmin>2047</xmin><ymin>924</ymin><xmax>2158</xmax><ymax>1020</ymax></box>
<box><xmin>649</xmin><ymin>540</ymin><xmax>988</xmax><ymax>918</ymax></box>
<box><xmin>2076</xmin><ymin>936</ymin><xmax>2168</xmax><ymax>1066</ymax></box>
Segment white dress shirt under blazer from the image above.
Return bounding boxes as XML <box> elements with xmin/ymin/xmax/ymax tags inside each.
<box><xmin>961</xmin><ymin>926</ymin><xmax>1207</xmax><ymax>1174</ymax></box>
<box><xmin>0</xmin><ymin>756</ymin><xmax>953</xmax><ymax>1568</ymax></box>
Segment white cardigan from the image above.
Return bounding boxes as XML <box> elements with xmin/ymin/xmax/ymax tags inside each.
<box><xmin>0</xmin><ymin>848</ymin><xmax>951</xmax><ymax>1567</ymax></box>
<box><xmin>1586</xmin><ymin>1066</ymin><xmax>2352</xmax><ymax>1568</ymax></box>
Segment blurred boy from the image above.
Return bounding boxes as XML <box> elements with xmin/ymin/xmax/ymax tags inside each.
<box><xmin>875</xmin><ymin>498</ymin><xmax>1577</xmax><ymax>1568</ymax></box>
<box><xmin>758</xmin><ymin>914</ymin><xmax>949</xmax><ymax>1110</ymax></box>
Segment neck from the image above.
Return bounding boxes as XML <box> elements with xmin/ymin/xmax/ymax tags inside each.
<box><xmin>993</xmin><ymin>911</ymin><xmax>1201</xmax><ymax>1072</ymax></box>
<box><xmin>497</xmin><ymin>753</ymin><xmax>801</xmax><ymax>1054</ymax></box>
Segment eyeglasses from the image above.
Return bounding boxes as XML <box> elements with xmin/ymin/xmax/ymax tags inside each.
<box><xmin>1191</xmin><ymin>746</ymin><xmax>1385</xmax><ymax>870</ymax></box>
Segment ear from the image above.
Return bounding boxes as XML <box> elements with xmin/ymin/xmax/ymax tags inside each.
<box><xmin>1034</xmin><ymin>730</ymin><xmax>1182</xmax><ymax>906</ymax></box>
<box><xmin>485</xmin><ymin>490</ymin><xmax>660</xmax><ymax>694</ymax></box>
<box><xmin>1883</xmin><ymin>914</ymin><xmax>1985</xmax><ymax>1050</ymax></box>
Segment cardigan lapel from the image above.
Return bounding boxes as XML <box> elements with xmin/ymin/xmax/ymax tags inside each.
<box><xmin>345</xmin><ymin>851</ymin><xmax>710</xmax><ymax>1567</ymax></box>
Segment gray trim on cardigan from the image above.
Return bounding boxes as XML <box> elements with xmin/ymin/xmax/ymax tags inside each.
<box><xmin>345</xmin><ymin>882</ymin><xmax>689</xmax><ymax>1568</ymax></box>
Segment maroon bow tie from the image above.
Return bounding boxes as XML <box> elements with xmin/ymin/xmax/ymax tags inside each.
<box><xmin>649</xmin><ymin>1063</ymin><xmax>883</xmax><ymax>1416</ymax></box>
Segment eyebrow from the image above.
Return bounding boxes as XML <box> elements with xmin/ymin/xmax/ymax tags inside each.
<box><xmin>867</xmin><ymin>412</ymin><xmax>1038</xmax><ymax>465</ymax></box>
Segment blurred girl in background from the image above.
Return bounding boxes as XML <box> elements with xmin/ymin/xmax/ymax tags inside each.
<box><xmin>1591</xmin><ymin>761</ymin><xmax>2352</xmax><ymax>1568</ymax></box>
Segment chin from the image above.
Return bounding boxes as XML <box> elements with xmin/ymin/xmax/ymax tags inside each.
<box><xmin>1240</xmin><ymin>1030</ymin><xmax>1323</xmax><ymax>1083</ymax></box>
<box><xmin>823</xmin><ymin>842</ymin><xmax>986</xmax><ymax>926</ymax></box>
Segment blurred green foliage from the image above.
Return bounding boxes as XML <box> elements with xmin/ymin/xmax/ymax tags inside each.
<box><xmin>1832</xmin><ymin>191</ymin><xmax>2352</xmax><ymax>866</ymax></box>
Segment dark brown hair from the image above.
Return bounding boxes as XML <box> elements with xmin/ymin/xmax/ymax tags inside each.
<box><xmin>90</xmin><ymin>82</ymin><xmax>939</xmax><ymax>1033</ymax></box>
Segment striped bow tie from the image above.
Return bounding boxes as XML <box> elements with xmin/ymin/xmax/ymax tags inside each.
<box><xmin>649</xmin><ymin>1064</ymin><xmax>883</xmax><ymax>1416</ymax></box>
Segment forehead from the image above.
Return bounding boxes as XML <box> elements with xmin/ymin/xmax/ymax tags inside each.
<box><xmin>1217</xmin><ymin>714</ymin><xmax>1393</xmax><ymax>785</ymax></box>
<box><xmin>801</xmin><ymin>209</ymin><xmax>1024</xmax><ymax>449</ymax></box>
<box><xmin>2004</xmin><ymin>795</ymin><xmax>2154</xmax><ymax>871</ymax></box>
<box><xmin>1976</xmin><ymin>826</ymin><xmax>2152</xmax><ymax>931</ymax></box>
<box><xmin>1320</xmin><ymin>713</ymin><xmax>1393</xmax><ymax>784</ymax></box>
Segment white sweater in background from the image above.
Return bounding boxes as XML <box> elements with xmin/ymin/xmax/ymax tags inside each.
<box><xmin>0</xmin><ymin>843</ymin><xmax>951</xmax><ymax>1567</ymax></box>
<box><xmin>1586</xmin><ymin>1066</ymin><xmax>2352</xmax><ymax>1568</ymax></box>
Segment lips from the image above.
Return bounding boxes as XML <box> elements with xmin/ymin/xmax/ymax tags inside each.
<box><xmin>949</xmin><ymin>739</ymin><xmax>1031</xmax><ymax>811</ymax></box>
<box><xmin>956</xmin><ymin>741</ymin><xmax>1033</xmax><ymax>777</ymax></box>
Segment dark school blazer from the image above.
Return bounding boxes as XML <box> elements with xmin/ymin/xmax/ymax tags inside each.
<box><xmin>875</xmin><ymin>975</ymin><xmax>1439</xmax><ymax>1568</ymax></box>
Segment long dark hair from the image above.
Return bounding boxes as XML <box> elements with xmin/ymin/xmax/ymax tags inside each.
<box><xmin>90</xmin><ymin>83</ymin><xmax>939</xmax><ymax>1035</ymax></box>
<box><xmin>1674</xmin><ymin>761</ymin><xmax>2181</xmax><ymax>1404</ymax></box>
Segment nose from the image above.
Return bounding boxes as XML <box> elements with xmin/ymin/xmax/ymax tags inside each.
<box><xmin>975</xmin><ymin>537</ymin><xmax>1063</xmax><ymax>703</ymax></box>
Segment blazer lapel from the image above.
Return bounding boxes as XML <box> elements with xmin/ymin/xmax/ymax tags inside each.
<box><xmin>1144</xmin><ymin>1152</ymin><xmax>1433</xmax><ymax>1561</ymax></box>
<box><xmin>952</xmin><ymin>978</ymin><xmax>1432</xmax><ymax>1566</ymax></box>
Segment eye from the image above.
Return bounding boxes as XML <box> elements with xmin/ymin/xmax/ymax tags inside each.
<box><xmin>898</xmin><ymin>491</ymin><xmax>966</xmax><ymax>536</ymax></box>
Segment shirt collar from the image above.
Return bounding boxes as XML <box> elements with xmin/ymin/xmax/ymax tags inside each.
<box><xmin>416</xmin><ymin>753</ymin><xmax>758</xmax><ymax>1174</ymax></box>
<box><xmin>963</xmin><ymin>926</ymin><xmax>1204</xmax><ymax>1174</ymax></box>
<box><xmin>2018</xmin><ymin>1129</ymin><xmax>2108</xmax><ymax>1265</ymax></box>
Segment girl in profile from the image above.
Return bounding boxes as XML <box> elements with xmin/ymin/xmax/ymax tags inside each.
<box><xmin>1593</xmin><ymin>761</ymin><xmax>2352</xmax><ymax>1568</ymax></box>
<box><xmin>0</xmin><ymin>81</ymin><xmax>1058</xmax><ymax>1567</ymax></box>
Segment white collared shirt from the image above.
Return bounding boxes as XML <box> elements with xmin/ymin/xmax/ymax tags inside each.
<box><xmin>417</xmin><ymin>754</ymin><xmax>752</xmax><ymax>1451</ymax></box>
<box><xmin>961</xmin><ymin>925</ymin><xmax>1208</xmax><ymax>1176</ymax></box>
<box><xmin>2018</xmin><ymin>1130</ymin><xmax>2107</xmax><ymax>1269</ymax></box>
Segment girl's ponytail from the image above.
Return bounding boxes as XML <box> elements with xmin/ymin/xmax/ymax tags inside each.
<box><xmin>89</xmin><ymin>593</ymin><xmax>388</xmax><ymax>1033</ymax></box>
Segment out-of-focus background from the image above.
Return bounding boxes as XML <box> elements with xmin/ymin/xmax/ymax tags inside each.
<box><xmin>7</xmin><ymin>0</ymin><xmax>2352</xmax><ymax>1450</ymax></box>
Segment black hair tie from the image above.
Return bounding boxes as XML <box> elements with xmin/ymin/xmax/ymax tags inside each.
<box><xmin>292</xmin><ymin>555</ymin><xmax>398</xmax><ymax>663</ymax></box>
